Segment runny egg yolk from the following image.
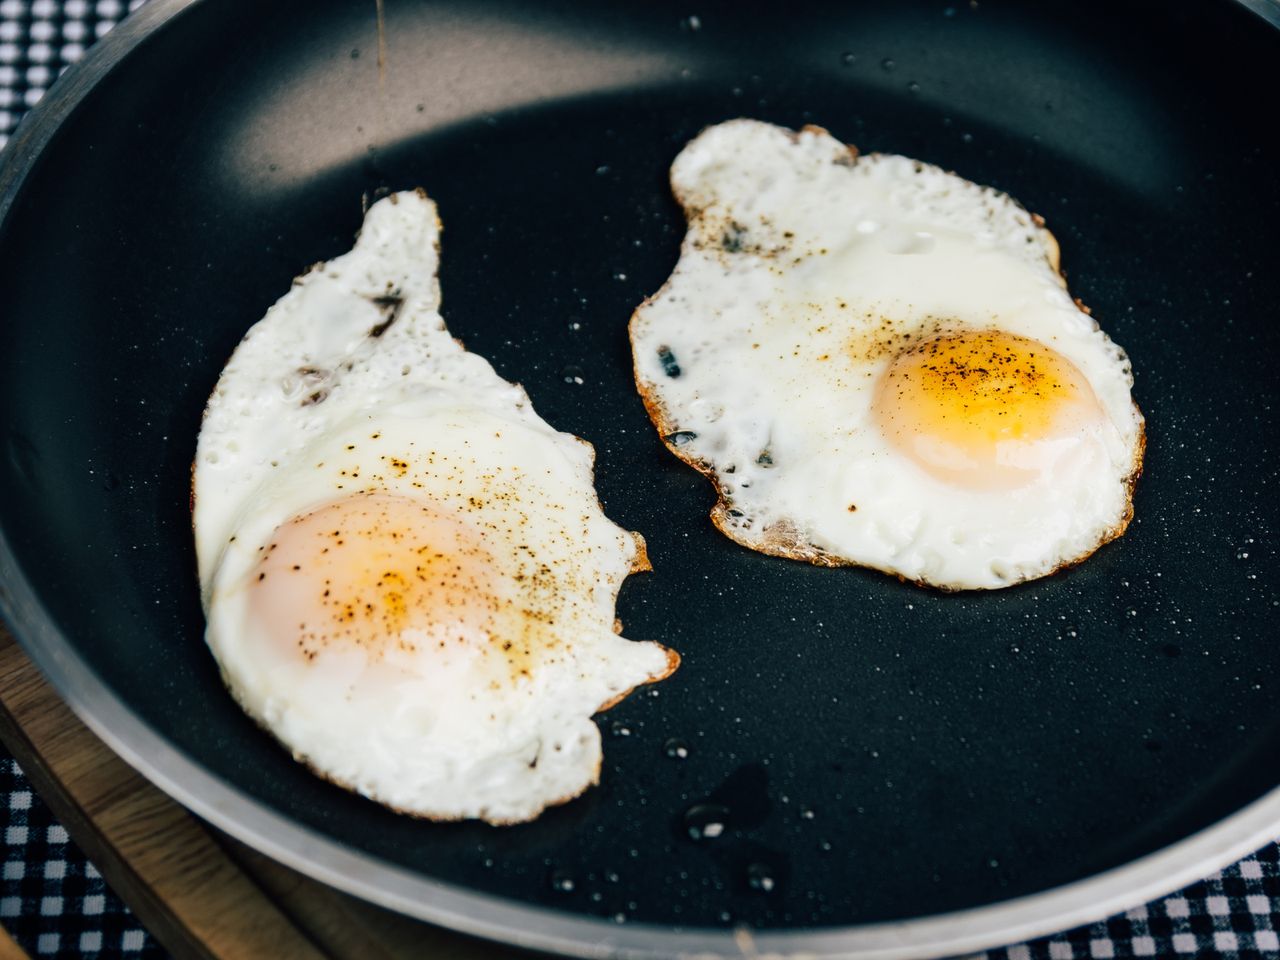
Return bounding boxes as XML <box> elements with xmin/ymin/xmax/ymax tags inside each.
<box><xmin>872</xmin><ymin>330</ymin><xmax>1106</xmax><ymax>490</ymax></box>
<box><xmin>246</xmin><ymin>493</ymin><xmax>505</xmax><ymax>668</ymax></box>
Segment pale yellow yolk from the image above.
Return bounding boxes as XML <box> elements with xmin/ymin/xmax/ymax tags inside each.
<box><xmin>872</xmin><ymin>330</ymin><xmax>1105</xmax><ymax>490</ymax></box>
<box><xmin>247</xmin><ymin>493</ymin><xmax>507</xmax><ymax>668</ymax></box>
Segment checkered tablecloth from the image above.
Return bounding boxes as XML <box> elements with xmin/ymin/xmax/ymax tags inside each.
<box><xmin>1</xmin><ymin>758</ymin><xmax>163</xmax><ymax>958</ymax></box>
<box><xmin>0</xmin><ymin>0</ymin><xmax>144</xmax><ymax>150</ymax></box>
<box><xmin>2</xmin><ymin>3</ymin><xmax>1279</xmax><ymax>958</ymax></box>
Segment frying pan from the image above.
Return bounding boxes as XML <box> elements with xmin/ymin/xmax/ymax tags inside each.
<box><xmin>1</xmin><ymin>0</ymin><xmax>1278</xmax><ymax>956</ymax></box>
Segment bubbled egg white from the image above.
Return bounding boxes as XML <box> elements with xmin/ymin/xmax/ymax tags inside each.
<box><xmin>194</xmin><ymin>190</ymin><xmax>677</xmax><ymax>824</ymax></box>
<box><xmin>631</xmin><ymin>120</ymin><xmax>1145</xmax><ymax>590</ymax></box>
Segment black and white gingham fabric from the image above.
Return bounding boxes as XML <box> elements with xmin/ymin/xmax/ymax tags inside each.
<box><xmin>979</xmin><ymin>849</ymin><xmax>1280</xmax><ymax>959</ymax></box>
<box><xmin>0</xmin><ymin>0</ymin><xmax>144</xmax><ymax>151</ymax></box>
<box><xmin>2</xmin><ymin>755</ymin><xmax>166</xmax><ymax>958</ymax></box>
<box><xmin>1</xmin><ymin>3</ymin><xmax>1279</xmax><ymax>958</ymax></box>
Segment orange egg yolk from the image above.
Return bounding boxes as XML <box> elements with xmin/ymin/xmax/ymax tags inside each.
<box><xmin>246</xmin><ymin>494</ymin><xmax>502</xmax><ymax>666</ymax></box>
<box><xmin>872</xmin><ymin>330</ymin><xmax>1105</xmax><ymax>490</ymax></box>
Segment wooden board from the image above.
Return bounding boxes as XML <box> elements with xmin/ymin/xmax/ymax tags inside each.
<box><xmin>0</xmin><ymin>925</ymin><xmax>31</xmax><ymax>960</ymax></box>
<box><xmin>0</xmin><ymin>627</ymin><xmax>532</xmax><ymax>960</ymax></box>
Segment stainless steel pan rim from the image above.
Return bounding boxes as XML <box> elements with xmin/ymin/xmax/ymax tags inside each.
<box><xmin>2</xmin><ymin>2</ymin><xmax>1277</xmax><ymax>957</ymax></box>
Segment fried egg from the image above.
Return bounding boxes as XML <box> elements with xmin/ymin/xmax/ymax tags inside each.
<box><xmin>631</xmin><ymin>120</ymin><xmax>1144</xmax><ymax>590</ymax></box>
<box><xmin>194</xmin><ymin>190</ymin><xmax>677</xmax><ymax>824</ymax></box>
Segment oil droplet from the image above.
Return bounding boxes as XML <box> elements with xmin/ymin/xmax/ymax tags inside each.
<box><xmin>881</xmin><ymin>58</ymin><xmax>896</xmax><ymax>71</ymax></box>
<box><xmin>961</xmin><ymin>132</ymin><xmax>974</xmax><ymax>144</ymax></box>
<box><xmin>681</xmin><ymin>14</ymin><xmax>702</xmax><ymax>31</ymax></box>
<box><xmin>1008</xmin><ymin>643</ymin><xmax>1021</xmax><ymax>655</ymax></box>
<box><xmin>746</xmin><ymin>862</ymin><xmax>777</xmax><ymax>893</ymax></box>
<box><xmin>610</xmin><ymin>720</ymin><xmax>632</xmax><ymax>738</ymax></box>
<box><xmin>800</xmin><ymin>806</ymin><xmax>816</xmax><ymax>820</ymax></box>
<box><xmin>549</xmin><ymin>869</ymin><xmax>576</xmax><ymax>893</ymax></box>
<box><xmin>907</xmin><ymin>80</ymin><xmax>920</xmax><ymax>94</ymax></box>
<box><xmin>683</xmin><ymin>802</ymin><xmax>730</xmax><ymax>841</ymax></box>
<box><xmin>562</xmin><ymin>366</ymin><xmax>585</xmax><ymax>385</ymax></box>
<box><xmin>840</xmin><ymin>51</ymin><xmax>856</xmax><ymax>66</ymax></box>
<box><xmin>664</xmin><ymin>738</ymin><xmax>690</xmax><ymax>759</ymax></box>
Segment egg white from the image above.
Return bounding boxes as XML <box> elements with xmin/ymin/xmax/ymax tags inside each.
<box><xmin>195</xmin><ymin>191</ymin><xmax>676</xmax><ymax>823</ymax></box>
<box><xmin>631</xmin><ymin>120</ymin><xmax>1144</xmax><ymax>590</ymax></box>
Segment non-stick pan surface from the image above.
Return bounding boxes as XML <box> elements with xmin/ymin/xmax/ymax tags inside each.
<box><xmin>1</xmin><ymin>0</ymin><xmax>1278</xmax><ymax>955</ymax></box>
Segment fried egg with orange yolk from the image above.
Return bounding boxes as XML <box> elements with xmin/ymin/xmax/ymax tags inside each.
<box><xmin>631</xmin><ymin>120</ymin><xmax>1144</xmax><ymax>590</ymax></box>
<box><xmin>194</xmin><ymin>191</ymin><xmax>677</xmax><ymax>824</ymax></box>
